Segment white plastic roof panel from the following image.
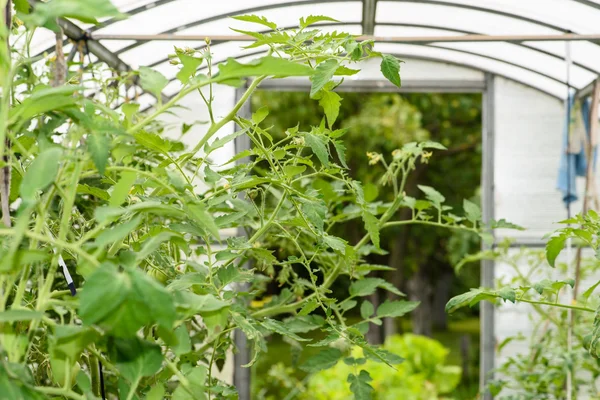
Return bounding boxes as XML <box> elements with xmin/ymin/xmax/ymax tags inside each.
<box><xmin>23</xmin><ymin>0</ymin><xmax>600</xmax><ymax>100</ymax></box>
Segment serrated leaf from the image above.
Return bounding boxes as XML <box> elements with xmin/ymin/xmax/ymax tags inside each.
<box><xmin>497</xmin><ymin>287</ymin><xmax>516</xmax><ymax>303</ymax></box>
<box><xmin>333</xmin><ymin>140</ymin><xmax>348</xmax><ymax>169</ymax></box>
<box><xmin>20</xmin><ymin>147</ymin><xmax>62</xmax><ymax>202</ymax></box>
<box><xmin>350</xmin><ymin>278</ymin><xmax>388</xmax><ymax>297</ymax></box>
<box><xmin>261</xmin><ymin>319</ymin><xmax>309</xmax><ymax>342</ymax></box>
<box><xmin>218</xmin><ymin>56</ymin><xmax>313</xmax><ymax>82</ymax></box>
<box><xmin>317</xmin><ymin>90</ymin><xmax>341</xmax><ymax>129</ymax></box>
<box><xmin>109</xmin><ymin>171</ymin><xmax>136</xmax><ymax>207</ymax></box>
<box><xmin>252</xmin><ymin>106</ymin><xmax>269</xmax><ymax>124</ymax></box>
<box><xmin>362</xmin><ymin>210</ymin><xmax>379</xmax><ymax>249</ymax></box>
<box><xmin>176</xmin><ymin>54</ymin><xmax>203</xmax><ymax>84</ymax></box>
<box><xmin>20</xmin><ymin>0</ymin><xmax>124</xmax><ymax>27</ymax></box>
<box><xmin>323</xmin><ymin>234</ymin><xmax>347</xmax><ymax>254</ymax></box>
<box><xmin>463</xmin><ymin>199</ymin><xmax>481</xmax><ymax>223</ymax></box>
<box><xmin>546</xmin><ymin>235</ymin><xmax>566</xmax><ymax>267</ymax></box>
<box><xmin>311</xmin><ymin>59</ymin><xmax>339</xmax><ymax>97</ymax></box>
<box><xmin>304</xmin><ymin>132</ymin><xmax>330</xmax><ymax>166</ymax></box>
<box><xmin>300</xmin><ymin>348</ymin><xmax>342</xmax><ymax>372</ymax></box>
<box><xmin>232</xmin><ymin>14</ymin><xmax>277</xmax><ymax>30</ymax></box>
<box><xmin>95</xmin><ymin>216</ymin><xmax>141</xmax><ymax>248</ymax></box>
<box><xmin>87</xmin><ymin>133</ymin><xmax>109</xmax><ymax>174</ymax></box>
<box><xmin>139</xmin><ymin>67</ymin><xmax>168</xmax><ymax>99</ymax></box>
<box><xmin>418</xmin><ymin>185</ymin><xmax>445</xmax><ymax>206</ymax></box>
<box><xmin>283</xmin><ymin>165</ymin><xmax>306</xmax><ymax>178</ymax></box>
<box><xmin>490</xmin><ymin>218</ymin><xmax>525</xmax><ymax>230</ymax></box>
<box><xmin>376</xmin><ymin>300</ymin><xmax>419</xmax><ymax>318</ymax></box>
<box><xmin>299</xmin><ymin>15</ymin><xmax>339</xmax><ymax>28</ymax></box>
<box><xmin>348</xmin><ymin>370</ymin><xmax>374</xmax><ymax>400</ymax></box>
<box><xmin>445</xmin><ymin>288</ymin><xmax>496</xmax><ymax>314</ymax></box>
<box><xmin>186</xmin><ymin>202</ymin><xmax>221</xmax><ymax>240</ymax></box>
<box><xmin>380</xmin><ymin>54</ymin><xmax>401</xmax><ymax>88</ymax></box>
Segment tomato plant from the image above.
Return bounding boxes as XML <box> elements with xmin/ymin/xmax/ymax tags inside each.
<box><xmin>0</xmin><ymin>1</ymin><xmax>497</xmax><ymax>399</ymax></box>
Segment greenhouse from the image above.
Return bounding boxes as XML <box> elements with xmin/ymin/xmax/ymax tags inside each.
<box><xmin>3</xmin><ymin>0</ymin><xmax>600</xmax><ymax>399</ymax></box>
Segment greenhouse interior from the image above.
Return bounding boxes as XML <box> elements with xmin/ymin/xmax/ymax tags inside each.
<box><xmin>5</xmin><ymin>0</ymin><xmax>600</xmax><ymax>399</ymax></box>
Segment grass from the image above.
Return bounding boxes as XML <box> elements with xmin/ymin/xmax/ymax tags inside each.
<box><xmin>252</xmin><ymin>317</ymin><xmax>481</xmax><ymax>399</ymax></box>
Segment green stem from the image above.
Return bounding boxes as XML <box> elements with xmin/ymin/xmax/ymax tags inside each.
<box><xmin>125</xmin><ymin>376</ymin><xmax>141</xmax><ymax>400</ymax></box>
<box><xmin>34</xmin><ymin>387</ymin><xmax>85</xmax><ymax>400</ymax></box>
<box><xmin>127</xmin><ymin>77</ymin><xmax>220</xmax><ymax>134</ymax></box>
<box><xmin>191</xmin><ymin>76</ymin><xmax>266</xmax><ymax>156</ymax></box>
<box><xmin>517</xmin><ymin>298</ymin><xmax>594</xmax><ymax>313</ymax></box>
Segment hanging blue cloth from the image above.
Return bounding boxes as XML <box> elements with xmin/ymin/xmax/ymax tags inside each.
<box><xmin>557</xmin><ymin>95</ymin><xmax>597</xmax><ymax>206</ymax></box>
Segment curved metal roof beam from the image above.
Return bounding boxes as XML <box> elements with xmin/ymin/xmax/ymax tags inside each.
<box><xmin>375</xmin><ymin>23</ymin><xmax>600</xmax><ymax>76</ymax></box>
<box><xmin>79</xmin><ymin>0</ymin><xmax>600</xmax><ymax>56</ymax></box>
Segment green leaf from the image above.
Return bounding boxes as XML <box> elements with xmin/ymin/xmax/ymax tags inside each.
<box><xmin>80</xmin><ymin>263</ymin><xmax>176</xmax><ymax>337</ymax></box>
<box><xmin>323</xmin><ymin>234</ymin><xmax>347</xmax><ymax>254</ymax></box>
<box><xmin>490</xmin><ymin>218</ymin><xmax>525</xmax><ymax>230</ymax></box>
<box><xmin>109</xmin><ymin>171</ymin><xmax>136</xmax><ymax>207</ymax></box>
<box><xmin>376</xmin><ymin>300</ymin><xmax>419</xmax><ymax>318</ymax></box>
<box><xmin>186</xmin><ymin>202</ymin><xmax>221</xmax><ymax>240</ymax></box>
<box><xmin>146</xmin><ymin>385</ymin><xmax>165</xmax><ymax>400</ymax></box>
<box><xmin>360</xmin><ymin>301</ymin><xmax>374</xmax><ymax>319</ymax></box>
<box><xmin>20</xmin><ymin>0</ymin><xmax>124</xmax><ymax>27</ymax></box>
<box><xmin>134</xmin><ymin>131</ymin><xmax>171</xmax><ymax>153</ymax></box>
<box><xmin>139</xmin><ymin>67</ymin><xmax>168</xmax><ymax>98</ymax></box>
<box><xmin>317</xmin><ymin>90</ymin><xmax>342</xmax><ymax>129</ymax></box>
<box><xmin>252</xmin><ymin>106</ymin><xmax>269</xmax><ymax>124</ymax></box>
<box><xmin>232</xmin><ymin>14</ymin><xmax>277</xmax><ymax>30</ymax></box>
<box><xmin>348</xmin><ymin>370</ymin><xmax>374</xmax><ymax>400</ymax></box>
<box><xmin>261</xmin><ymin>319</ymin><xmax>310</xmax><ymax>342</ymax></box>
<box><xmin>304</xmin><ymin>132</ymin><xmax>330</xmax><ymax>166</ymax></box>
<box><xmin>299</xmin><ymin>15</ymin><xmax>339</xmax><ymax>28</ymax></box>
<box><xmin>176</xmin><ymin>54</ymin><xmax>203</xmax><ymax>84</ymax></box>
<box><xmin>349</xmin><ymin>278</ymin><xmax>392</xmax><ymax>297</ymax></box>
<box><xmin>311</xmin><ymin>59</ymin><xmax>339</xmax><ymax>97</ymax></box>
<box><xmin>109</xmin><ymin>337</ymin><xmax>163</xmax><ymax>383</ymax></box>
<box><xmin>172</xmin><ymin>325</ymin><xmax>191</xmax><ymax>356</ymax></box>
<box><xmin>583</xmin><ymin>280</ymin><xmax>600</xmax><ymax>303</ymax></box>
<box><xmin>13</xmin><ymin>0</ymin><xmax>30</xmax><ymax>14</ymax></box>
<box><xmin>497</xmin><ymin>287</ymin><xmax>516</xmax><ymax>303</ymax></box>
<box><xmin>218</xmin><ymin>56</ymin><xmax>313</xmax><ymax>81</ymax></box>
<box><xmin>463</xmin><ymin>199</ymin><xmax>481</xmax><ymax>223</ymax></box>
<box><xmin>95</xmin><ymin>216</ymin><xmax>141</xmax><ymax>248</ymax></box>
<box><xmin>300</xmin><ymin>348</ymin><xmax>343</xmax><ymax>372</ymax></box>
<box><xmin>0</xmin><ymin>309</ymin><xmax>43</xmax><ymax>322</ymax></box>
<box><xmin>283</xmin><ymin>165</ymin><xmax>306</xmax><ymax>178</ymax></box>
<box><xmin>380</xmin><ymin>54</ymin><xmax>401</xmax><ymax>88</ymax></box>
<box><xmin>9</xmin><ymin>86</ymin><xmax>81</xmax><ymax>123</ymax></box>
<box><xmin>418</xmin><ymin>185</ymin><xmax>445</xmax><ymax>206</ymax></box>
<box><xmin>20</xmin><ymin>147</ymin><xmax>62</xmax><ymax>202</ymax></box>
<box><xmin>87</xmin><ymin>133</ymin><xmax>109</xmax><ymax>174</ymax></box>
<box><xmin>445</xmin><ymin>288</ymin><xmax>496</xmax><ymax>314</ymax></box>
<box><xmin>333</xmin><ymin>140</ymin><xmax>348</xmax><ymax>169</ymax></box>
<box><xmin>546</xmin><ymin>235</ymin><xmax>566</xmax><ymax>267</ymax></box>
<box><xmin>362</xmin><ymin>210</ymin><xmax>380</xmax><ymax>249</ymax></box>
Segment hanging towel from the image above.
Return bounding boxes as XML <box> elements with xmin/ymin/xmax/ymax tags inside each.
<box><xmin>557</xmin><ymin>96</ymin><xmax>597</xmax><ymax>205</ymax></box>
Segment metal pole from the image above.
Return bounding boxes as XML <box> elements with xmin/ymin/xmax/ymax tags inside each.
<box><xmin>91</xmin><ymin>32</ymin><xmax>600</xmax><ymax>43</ymax></box>
<box><xmin>480</xmin><ymin>72</ymin><xmax>495</xmax><ymax>400</ymax></box>
<box><xmin>233</xmin><ymin>86</ymin><xmax>252</xmax><ymax>400</ymax></box>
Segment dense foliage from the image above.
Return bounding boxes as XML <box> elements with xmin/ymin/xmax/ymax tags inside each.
<box><xmin>1</xmin><ymin>1</ymin><xmax>500</xmax><ymax>399</ymax></box>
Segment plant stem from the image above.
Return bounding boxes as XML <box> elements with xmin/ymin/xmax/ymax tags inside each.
<box><xmin>125</xmin><ymin>377</ymin><xmax>141</xmax><ymax>400</ymax></box>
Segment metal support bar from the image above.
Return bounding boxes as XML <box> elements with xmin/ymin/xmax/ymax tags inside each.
<box><xmin>92</xmin><ymin>32</ymin><xmax>600</xmax><ymax>43</ymax></box>
<box><xmin>233</xmin><ymin>88</ymin><xmax>252</xmax><ymax>400</ymax></box>
<box><xmin>362</xmin><ymin>0</ymin><xmax>377</xmax><ymax>35</ymax></box>
<box><xmin>255</xmin><ymin>78</ymin><xmax>485</xmax><ymax>92</ymax></box>
<box><xmin>481</xmin><ymin>72</ymin><xmax>496</xmax><ymax>400</ymax></box>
